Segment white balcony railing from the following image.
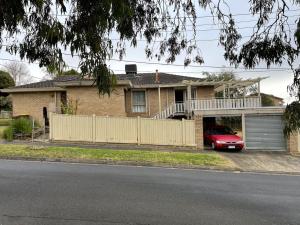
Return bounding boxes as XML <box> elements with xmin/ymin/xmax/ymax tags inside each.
<box><xmin>153</xmin><ymin>97</ymin><xmax>261</xmax><ymax>119</ymax></box>
<box><xmin>188</xmin><ymin>97</ymin><xmax>261</xmax><ymax>111</ymax></box>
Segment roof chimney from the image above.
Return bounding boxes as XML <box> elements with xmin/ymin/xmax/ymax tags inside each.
<box><xmin>155</xmin><ymin>69</ymin><xmax>160</xmax><ymax>83</ymax></box>
<box><xmin>125</xmin><ymin>64</ymin><xmax>137</xmax><ymax>75</ymax></box>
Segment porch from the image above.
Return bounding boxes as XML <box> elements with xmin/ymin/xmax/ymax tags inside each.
<box><xmin>153</xmin><ymin>77</ymin><xmax>267</xmax><ymax>119</ymax></box>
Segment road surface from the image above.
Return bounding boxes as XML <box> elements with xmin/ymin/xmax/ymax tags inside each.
<box><xmin>0</xmin><ymin>160</ymin><xmax>299</xmax><ymax>225</ymax></box>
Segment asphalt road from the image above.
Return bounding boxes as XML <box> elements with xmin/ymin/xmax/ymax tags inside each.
<box><xmin>0</xmin><ymin>160</ymin><xmax>300</xmax><ymax>225</ymax></box>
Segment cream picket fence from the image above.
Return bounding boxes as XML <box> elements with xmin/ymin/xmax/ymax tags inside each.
<box><xmin>50</xmin><ymin>113</ymin><xmax>196</xmax><ymax>147</ymax></box>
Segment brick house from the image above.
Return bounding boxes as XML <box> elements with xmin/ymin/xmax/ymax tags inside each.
<box><xmin>2</xmin><ymin>65</ymin><xmax>296</xmax><ymax>152</ymax></box>
<box><xmin>2</xmin><ymin>65</ymin><xmax>218</xmax><ymax>123</ymax></box>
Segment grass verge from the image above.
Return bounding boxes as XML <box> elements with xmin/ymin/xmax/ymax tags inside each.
<box><xmin>0</xmin><ymin>144</ymin><xmax>235</xmax><ymax>169</ymax></box>
<box><xmin>0</xmin><ymin>119</ymin><xmax>12</xmax><ymax>126</ymax></box>
<box><xmin>0</xmin><ymin>126</ymin><xmax>8</xmax><ymax>139</ymax></box>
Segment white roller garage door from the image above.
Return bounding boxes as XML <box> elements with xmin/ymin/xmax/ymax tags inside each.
<box><xmin>245</xmin><ymin>115</ymin><xmax>286</xmax><ymax>151</ymax></box>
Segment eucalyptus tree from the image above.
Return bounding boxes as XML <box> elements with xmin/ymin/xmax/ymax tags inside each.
<box><xmin>0</xmin><ymin>0</ymin><xmax>299</xmax><ymax>134</ymax></box>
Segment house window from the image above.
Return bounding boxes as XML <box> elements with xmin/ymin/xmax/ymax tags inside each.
<box><xmin>132</xmin><ymin>91</ymin><xmax>146</xmax><ymax>113</ymax></box>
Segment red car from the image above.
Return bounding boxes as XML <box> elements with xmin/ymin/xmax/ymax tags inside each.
<box><xmin>204</xmin><ymin>126</ymin><xmax>244</xmax><ymax>151</ymax></box>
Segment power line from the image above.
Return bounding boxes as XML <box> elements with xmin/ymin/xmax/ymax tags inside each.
<box><xmin>53</xmin><ymin>8</ymin><xmax>300</xmax><ymax>19</ymax></box>
<box><xmin>59</xmin><ymin>52</ymin><xmax>292</xmax><ymax>70</ymax></box>
<box><xmin>0</xmin><ymin>57</ymin><xmax>293</xmax><ymax>75</ymax></box>
<box><xmin>162</xmin><ymin>23</ymin><xmax>297</xmax><ymax>32</ymax></box>
<box><xmin>0</xmin><ymin>43</ymin><xmax>293</xmax><ymax>70</ymax></box>
<box><xmin>177</xmin><ymin>14</ymin><xmax>300</xmax><ymax>27</ymax></box>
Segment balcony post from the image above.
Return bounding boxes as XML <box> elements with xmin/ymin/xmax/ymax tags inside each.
<box><xmin>187</xmin><ymin>84</ymin><xmax>192</xmax><ymax>115</ymax></box>
<box><xmin>258</xmin><ymin>81</ymin><xmax>261</xmax><ymax>106</ymax></box>
<box><xmin>158</xmin><ymin>85</ymin><xmax>161</xmax><ymax>113</ymax></box>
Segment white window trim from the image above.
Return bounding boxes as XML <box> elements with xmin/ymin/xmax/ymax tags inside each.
<box><xmin>131</xmin><ymin>90</ymin><xmax>147</xmax><ymax>113</ymax></box>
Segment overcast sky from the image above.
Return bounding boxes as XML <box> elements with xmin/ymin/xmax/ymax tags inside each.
<box><xmin>0</xmin><ymin>1</ymin><xmax>299</xmax><ymax>104</ymax></box>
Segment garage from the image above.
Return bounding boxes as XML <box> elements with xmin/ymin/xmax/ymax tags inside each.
<box><xmin>244</xmin><ymin>115</ymin><xmax>286</xmax><ymax>151</ymax></box>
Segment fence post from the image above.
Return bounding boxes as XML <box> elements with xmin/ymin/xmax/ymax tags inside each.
<box><xmin>92</xmin><ymin>114</ymin><xmax>96</xmax><ymax>143</ymax></box>
<box><xmin>105</xmin><ymin>115</ymin><xmax>109</xmax><ymax>142</ymax></box>
<box><xmin>49</xmin><ymin>112</ymin><xmax>53</xmax><ymax>141</ymax></box>
<box><xmin>181</xmin><ymin>118</ymin><xmax>185</xmax><ymax>146</ymax></box>
<box><xmin>137</xmin><ymin>116</ymin><xmax>141</xmax><ymax>145</ymax></box>
<box><xmin>31</xmin><ymin>118</ymin><xmax>35</xmax><ymax>143</ymax></box>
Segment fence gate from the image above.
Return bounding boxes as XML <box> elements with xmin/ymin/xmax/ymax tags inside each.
<box><xmin>245</xmin><ymin>115</ymin><xmax>286</xmax><ymax>151</ymax></box>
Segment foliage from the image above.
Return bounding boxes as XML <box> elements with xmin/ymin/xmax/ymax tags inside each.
<box><xmin>261</xmin><ymin>95</ymin><xmax>276</xmax><ymax>106</ymax></box>
<box><xmin>4</xmin><ymin>62</ymin><xmax>32</xmax><ymax>85</ymax></box>
<box><xmin>0</xmin><ymin>96</ymin><xmax>12</xmax><ymax>111</ymax></box>
<box><xmin>203</xmin><ymin>71</ymin><xmax>246</xmax><ymax>98</ymax></box>
<box><xmin>3</xmin><ymin>126</ymin><xmax>13</xmax><ymax>141</ymax></box>
<box><xmin>0</xmin><ymin>70</ymin><xmax>15</xmax><ymax>90</ymax></box>
<box><xmin>0</xmin><ymin>1</ymin><xmax>299</xmax><ymax>95</ymax></box>
<box><xmin>203</xmin><ymin>71</ymin><xmax>236</xmax><ymax>82</ymax></box>
<box><xmin>1</xmin><ymin>0</ymin><xmax>300</xmax><ymax>132</ymax></box>
<box><xmin>44</xmin><ymin>68</ymin><xmax>80</xmax><ymax>80</ymax></box>
<box><xmin>3</xmin><ymin>117</ymin><xmax>34</xmax><ymax>140</ymax></box>
<box><xmin>59</xmin><ymin>69</ymin><xmax>80</xmax><ymax>76</ymax></box>
<box><xmin>283</xmin><ymin>101</ymin><xmax>300</xmax><ymax>137</ymax></box>
<box><xmin>12</xmin><ymin>117</ymin><xmax>33</xmax><ymax>135</ymax></box>
<box><xmin>61</xmin><ymin>97</ymin><xmax>79</xmax><ymax>115</ymax></box>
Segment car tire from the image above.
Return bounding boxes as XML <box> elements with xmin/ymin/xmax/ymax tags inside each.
<box><xmin>211</xmin><ymin>142</ymin><xmax>216</xmax><ymax>150</ymax></box>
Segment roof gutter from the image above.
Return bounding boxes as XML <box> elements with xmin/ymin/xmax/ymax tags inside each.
<box><xmin>54</xmin><ymin>80</ymin><xmax>132</xmax><ymax>87</ymax></box>
<box><xmin>1</xmin><ymin>87</ymin><xmax>66</xmax><ymax>93</ymax></box>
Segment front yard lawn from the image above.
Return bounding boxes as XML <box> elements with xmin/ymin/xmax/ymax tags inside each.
<box><xmin>0</xmin><ymin>144</ymin><xmax>235</xmax><ymax>169</ymax></box>
<box><xmin>0</xmin><ymin>126</ymin><xmax>8</xmax><ymax>139</ymax></box>
<box><xmin>0</xmin><ymin>119</ymin><xmax>12</xmax><ymax>126</ymax></box>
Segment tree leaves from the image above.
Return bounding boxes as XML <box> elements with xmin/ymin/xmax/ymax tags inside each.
<box><xmin>283</xmin><ymin>101</ymin><xmax>300</xmax><ymax>137</ymax></box>
<box><xmin>0</xmin><ymin>0</ymin><xmax>300</xmax><ymax>100</ymax></box>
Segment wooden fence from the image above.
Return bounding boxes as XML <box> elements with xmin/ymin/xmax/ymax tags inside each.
<box><xmin>49</xmin><ymin>113</ymin><xmax>196</xmax><ymax>146</ymax></box>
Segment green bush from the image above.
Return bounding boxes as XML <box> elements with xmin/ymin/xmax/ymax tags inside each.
<box><xmin>2</xmin><ymin>117</ymin><xmax>34</xmax><ymax>141</ymax></box>
<box><xmin>3</xmin><ymin>126</ymin><xmax>13</xmax><ymax>141</ymax></box>
<box><xmin>12</xmin><ymin>117</ymin><xmax>33</xmax><ymax>135</ymax></box>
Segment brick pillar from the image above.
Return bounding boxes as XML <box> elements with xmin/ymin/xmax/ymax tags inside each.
<box><xmin>288</xmin><ymin>132</ymin><xmax>299</xmax><ymax>155</ymax></box>
<box><xmin>194</xmin><ymin>115</ymin><xmax>204</xmax><ymax>150</ymax></box>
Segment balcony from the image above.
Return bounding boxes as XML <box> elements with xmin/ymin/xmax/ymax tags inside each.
<box><xmin>153</xmin><ymin>97</ymin><xmax>262</xmax><ymax>119</ymax></box>
<box><xmin>188</xmin><ymin>97</ymin><xmax>261</xmax><ymax>111</ymax></box>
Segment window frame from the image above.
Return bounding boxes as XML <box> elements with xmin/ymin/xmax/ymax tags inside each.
<box><xmin>131</xmin><ymin>90</ymin><xmax>147</xmax><ymax>113</ymax></box>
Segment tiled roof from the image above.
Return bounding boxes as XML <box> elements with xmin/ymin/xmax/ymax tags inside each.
<box><xmin>11</xmin><ymin>73</ymin><xmax>204</xmax><ymax>89</ymax></box>
<box><xmin>13</xmin><ymin>80</ymin><xmax>55</xmax><ymax>89</ymax></box>
<box><xmin>116</xmin><ymin>73</ymin><xmax>203</xmax><ymax>85</ymax></box>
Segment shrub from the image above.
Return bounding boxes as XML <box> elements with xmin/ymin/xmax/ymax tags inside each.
<box><xmin>2</xmin><ymin>117</ymin><xmax>39</xmax><ymax>141</ymax></box>
<box><xmin>3</xmin><ymin>126</ymin><xmax>13</xmax><ymax>141</ymax></box>
<box><xmin>12</xmin><ymin>117</ymin><xmax>33</xmax><ymax>135</ymax></box>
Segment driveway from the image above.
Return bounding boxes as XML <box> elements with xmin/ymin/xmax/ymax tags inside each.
<box><xmin>220</xmin><ymin>151</ymin><xmax>300</xmax><ymax>173</ymax></box>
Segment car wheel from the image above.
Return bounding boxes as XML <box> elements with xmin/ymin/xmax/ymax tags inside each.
<box><xmin>211</xmin><ymin>142</ymin><xmax>216</xmax><ymax>150</ymax></box>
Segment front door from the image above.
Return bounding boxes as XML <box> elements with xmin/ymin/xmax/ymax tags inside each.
<box><xmin>175</xmin><ymin>89</ymin><xmax>186</xmax><ymax>103</ymax></box>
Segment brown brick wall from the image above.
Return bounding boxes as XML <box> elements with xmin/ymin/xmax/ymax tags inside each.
<box><xmin>197</xmin><ymin>86</ymin><xmax>215</xmax><ymax>99</ymax></box>
<box><xmin>125</xmin><ymin>87</ymin><xmax>175</xmax><ymax>118</ymax></box>
<box><xmin>194</xmin><ymin>115</ymin><xmax>204</xmax><ymax>150</ymax></box>
<box><xmin>288</xmin><ymin>132</ymin><xmax>300</xmax><ymax>154</ymax></box>
<box><xmin>66</xmin><ymin>86</ymin><xmax>126</xmax><ymax>117</ymax></box>
<box><xmin>11</xmin><ymin>92</ymin><xmax>56</xmax><ymax>124</ymax></box>
<box><xmin>11</xmin><ymin>85</ymin><xmax>214</xmax><ymax>123</ymax></box>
